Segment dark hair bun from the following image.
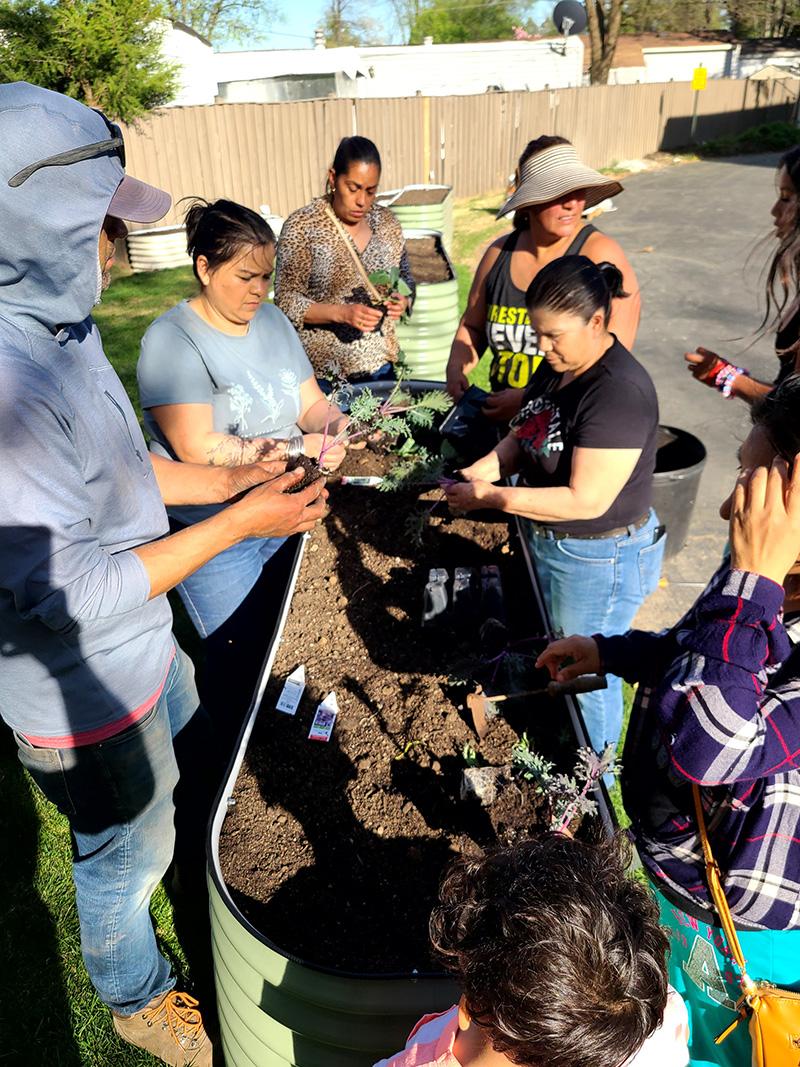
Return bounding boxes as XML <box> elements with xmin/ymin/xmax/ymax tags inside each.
<box><xmin>179</xmin><ymin>197</ymin><xmax>274</xmax><ymax>281</ymax></box>
<box><xmin>595</xmin><ymin>261</ymin><xmax>627</xmax><ymax>300</ymax></box>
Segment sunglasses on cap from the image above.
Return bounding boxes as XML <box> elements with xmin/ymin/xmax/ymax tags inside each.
<box><xmin>7</xmin><ymin>109</ymin><xmax>125</xmax><ymax>189</ymax></box>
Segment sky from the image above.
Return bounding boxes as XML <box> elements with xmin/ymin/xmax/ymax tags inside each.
<box><xmin>220</xmin><ymin>0</ymin><xmax>556</xmax><ymax>50</ymax></box>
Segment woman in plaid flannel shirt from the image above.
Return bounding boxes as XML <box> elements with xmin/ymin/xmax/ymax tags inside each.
<box><xmin>537</xmin><ymin>374</ymin><xmax>800</xmax><ymax>1066</ymax></box>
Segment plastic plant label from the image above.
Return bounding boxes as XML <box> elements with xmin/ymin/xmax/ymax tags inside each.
<box><xmin>309</xmin><ymin>691</ymin><xmax>338</xmax><ymax>742</ymax></box>
<box><xmin>341</xmin><ymin>476</ymin><xmax>384</xmax><ymax>487</ymax></box>
<box><xmin>276</xmin><ymin>665</ymin><xmax>305</xmax><ymax>715</ymax></box>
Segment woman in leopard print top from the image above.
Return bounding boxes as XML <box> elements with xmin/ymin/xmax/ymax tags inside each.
<box><xmin>274</xmin><ymin>136</ymin><xmax>415</xmax><ymax>381</ymax></box>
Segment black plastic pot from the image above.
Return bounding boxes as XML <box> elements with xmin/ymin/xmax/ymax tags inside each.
<box><xmin>652</xmin><ymin>426</ymin><xmax>707</xmax><ymax>560</ymax></box>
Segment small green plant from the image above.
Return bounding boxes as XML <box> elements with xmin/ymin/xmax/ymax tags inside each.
<box><xmin>462</xmin><ymin>742</ymin><xmax>480</xmax><ymax>767</ymax></box>
<box><xmin>368</xmin><ymin>266</ymin><xmax>413</xmax><ymax>302</ymax></box>
<box><xmin>511</xmin><ymin>734</ymin><xmax>619</xmax><ymax>833</ymax></box>
<box><xmin>394</xmin><ymin>738</ymin><xmax>424</xmax><ymax>761</ymax></box>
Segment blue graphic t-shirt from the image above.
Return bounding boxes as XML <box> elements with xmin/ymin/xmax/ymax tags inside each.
<box><xmin>138</xmin><ymin>300</ymin><xmax>313</xmax><ymax>524</ymax></box>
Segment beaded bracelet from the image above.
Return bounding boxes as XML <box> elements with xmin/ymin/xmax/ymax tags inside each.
<box><xmin>714</xmin><ymin>362</ymin><xmax>749</xmax><ymax>398</ymax></box>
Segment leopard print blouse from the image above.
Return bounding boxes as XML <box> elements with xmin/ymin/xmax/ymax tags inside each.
<box><xmin>274</xmin><ymin>196</ymin><xmax>415</xmax><ymax>378</ymax></box>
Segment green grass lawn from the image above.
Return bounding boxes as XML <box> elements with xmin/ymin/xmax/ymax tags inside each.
<box><xmin>0</xmin><ymin>197</ymin><xmax>636</xmax><ymax>1064</ymax></box>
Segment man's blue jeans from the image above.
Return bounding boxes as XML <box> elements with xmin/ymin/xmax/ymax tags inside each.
<box><xmin>526</xmin><ymin>509</ymin><xmax>666</xmax><ymax>754</ymax></box>
<box><xmin>14</xmin><ymin>643</ymin><xmax>205</xmax><ymax>1015</ymax></box>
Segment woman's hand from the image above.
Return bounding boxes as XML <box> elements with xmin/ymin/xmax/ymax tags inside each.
<box><xmin>446</xmin><ymin>360</ymin><xmax>469</xmax><ymax>400</ymax></box>
<box><xmin>536</xmin><ymin>636</ymin><xmax>601</xmax><ymax>682</ymax></box>
<box><xmin>684</xmin><ymin>346</ymin><xmax>726</xmax><ymax>386</ymax></box>
<box><xmin>338</xmin><ymin>303</ymin><xmax>384</xmax><ymax>332</ymax></box>
<box><xmin>483</xmin><ymin>388</ymin><xmax>524</xmax><ymax>422</ymax></box>
<box><xmin>444</xmin><ymin>478</ymin><xmax>498</xmax><ymax>513</ymax></box>
<box><xmin>384</xmin><ymin>293</ymin><xmax>408</xmax><ymax>321</ymax></box>
<box><xmin>303</xmin><ymin>433</ymin><xmax>347</xmax><ymax>471</ymax></box>
<box><xmin>729</xmin><ymin>457</ymin><xmax>800</xmax><ymax>585</ymax></box>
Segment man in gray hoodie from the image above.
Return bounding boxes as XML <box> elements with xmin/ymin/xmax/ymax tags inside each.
<box><xmin>0</xmin><ymin>83</ymin><xmax>325</xmax><ymax>1065</ymax></box>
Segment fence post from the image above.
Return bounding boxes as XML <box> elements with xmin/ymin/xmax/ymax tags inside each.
<box><xmin>423</xmin><ymin>96</ymin><xmax>431</xmax><ymax>182</ymax></box>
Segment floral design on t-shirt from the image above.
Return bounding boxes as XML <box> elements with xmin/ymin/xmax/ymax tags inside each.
<box><xmin>227</xmin><ymin>383</ymin><xmax>254</xmax><ymax>433</ymax></box>
<box><xmin>511</xmin><ymin>395</ymin><xmax>564</xmax><ymax>472</ymax></box>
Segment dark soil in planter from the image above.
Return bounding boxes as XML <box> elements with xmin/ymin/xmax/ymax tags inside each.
<box><xmin>219</xmin><ymin>447</ymin><xmax>595</xmax><ymax>974</ymax></box>
<box><xmin>392</xmin><ymin>187</ymin><xmax>450</xmax><ymax>207</ymax></box>
<box><xmin>406</xmin><ymin>236</ymin><xmax>452</xmax><ymax>284</ymax></box>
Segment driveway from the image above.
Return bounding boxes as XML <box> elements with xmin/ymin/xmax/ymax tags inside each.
<box><xmin>598</xmin><ymin>153</ymin><xmax>783</xmax><ymax>629</ymax></box>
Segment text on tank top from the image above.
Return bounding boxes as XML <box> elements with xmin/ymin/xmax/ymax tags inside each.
<box><xmin>484</xmin><ymin>224</ymin><xmax>598</xmax><ymax>391</ymax></box>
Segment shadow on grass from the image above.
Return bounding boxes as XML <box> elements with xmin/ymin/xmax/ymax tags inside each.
<box><xmin>0</xmin><ymin>729</ymin><xmax>83</xmax><ymax>1066</ymax></box>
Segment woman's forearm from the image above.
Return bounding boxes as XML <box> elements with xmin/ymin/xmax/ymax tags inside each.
<box><xmin>448</xmin><ymin>324</ymin><xmax>483</xmax><ymax>375</ymax></box>
<box><xmin>730</xmin><ymin>374</ymin><xmax>773</xmax><ymax>403</ymax></box>
<box><xmin>203</xmin><ymin>433</ymin><xmax>287</xmax><ymax>467</ymax></box>
<box><xmin>304</xmin><ymin>302</ymin><xmax>345</xmax><ymax>326</ymax></box>
<box><xmin>487</xmin><ymin>484</ymin><xmax>608</xmax><ymax>522</ymax></box>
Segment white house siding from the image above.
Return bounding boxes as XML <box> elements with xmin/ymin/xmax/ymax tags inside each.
<box><xmin>159</xmin><ymin>21</ymin><xmax>217</xmax><ymax>106</ymax></box>
<box><xmin>356</xmin><ymin>38</ymin><xmax>583</xmax><ymax>97</ymax></box>
<box><xmin>641</xmin><ymin>45</ymin><xmax>734</xmax><ymax>83</ymax></box>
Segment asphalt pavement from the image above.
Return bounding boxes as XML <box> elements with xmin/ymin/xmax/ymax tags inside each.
<box><xmin>597</xmin><ymin>153</ymin><xmax>784</xmax><ymax>629</ymax></box>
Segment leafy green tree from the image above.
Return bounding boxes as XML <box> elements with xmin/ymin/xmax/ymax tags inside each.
<box><xmin>621</xmin><ymin>0</ymin><xmax>725</xmax><ymax>34</ymax></box>
<box><xmin>320</xmin><ymin>0</ymin><xmax>382</xmax><ymax>45</ymax></box>
<box><xmin>409</xmin><ymin>0</ymin><xmax>519</xmax><ymax>45</ymax></box>
<box><xmin>0</xmin><ymin>0</ymin><xmax>178</xmax><ymax>121</ymax></box>
<box><xmin>727</xmin><ymin>0</ymin><xmax>800</xmax><ymax>38</ymax></box>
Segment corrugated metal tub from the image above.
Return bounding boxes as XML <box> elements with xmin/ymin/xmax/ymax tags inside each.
<box><xmin>377</xmin><ymin>185</ymin><xmax>454</xmax><ymax>253</ymax></box>
<box><xmin>207</xmin><ymin>381</ymin><xmax>614</xmax><ymax>1065</ymax></box>
<box><xmin>396</xmin><ymin>230</ymin><xmax>459</xmax><ymax>382</ymax></box>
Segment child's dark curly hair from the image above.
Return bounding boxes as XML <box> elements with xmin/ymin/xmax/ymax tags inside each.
<box><xmin>429</xmin><ymin>834</ymin><xmax>668</xmax><ymax>1067</ymax></box>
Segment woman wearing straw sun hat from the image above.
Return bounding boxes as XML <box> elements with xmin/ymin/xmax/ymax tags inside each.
<box><xmin>446</xmin><ymin>136</ymin><xmax>641</xmax><ymax>423</ymax></box>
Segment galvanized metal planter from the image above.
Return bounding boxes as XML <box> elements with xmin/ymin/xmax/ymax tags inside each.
<box><xmin>378</xmin><ymin>185</ymin><xmax>454</xmax><ymax>253</ymax></box>
<box><xmin>396</xmin><ymin>230</ymin><xmax>459</xmax><ymax>382</ymax></box>
<box><xmin>207</xmin><ymin>384</ymin><xmax>614</xmax><ymax>1065</ymax></box>
<box><xmin>126</xmin><ymin>225</ymin><xmax>192</xmax><ymax>273</ymax></box>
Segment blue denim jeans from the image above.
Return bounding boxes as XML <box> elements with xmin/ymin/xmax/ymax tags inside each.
<box><xmin>526</xmin><ymin>509</ymin><xmax>666</xmax><ymax>754</ymax></box>
<box><xmin>175</xmin><ymin>533</ymin><xmax>286</xmax><ymax>638</ymax></box>
<box><xmin>14</xmin><ymin>643</ymin><xmax>205</xmax><ymax>1015</ymax></box>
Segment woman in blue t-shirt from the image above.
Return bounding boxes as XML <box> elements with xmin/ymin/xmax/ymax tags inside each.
<box><xmin>137</xmin><ymin>199</ymin><xmax>349</xmax><ymax>749</ymax></box>
<box><xmin>444</xmin><ymin>256</ymin><xmax>665</xmax><ymax>759</ymax></box>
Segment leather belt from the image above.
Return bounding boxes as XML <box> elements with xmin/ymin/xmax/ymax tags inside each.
<box><xmin>529</xmin><ymin>511</ymin><xmax>651</xmax><ymax>542</ymax></box>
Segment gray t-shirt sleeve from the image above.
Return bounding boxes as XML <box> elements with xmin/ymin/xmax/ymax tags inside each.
<box><xmin>138</xmin><ymin>316</ymin><xmax>214</xmax><ymax>409</ymax></box>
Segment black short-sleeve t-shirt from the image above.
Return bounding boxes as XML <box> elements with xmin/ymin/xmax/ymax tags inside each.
<box><xmin>510</xmin><ymin>338</ymin><xmax>659</xmax><ymax>536</ymax></box>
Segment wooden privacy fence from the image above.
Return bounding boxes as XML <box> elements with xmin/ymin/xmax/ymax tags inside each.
<box><xmin>122</xmin><ymin>77</ymin><xmax>799</xmax><ymax>228</ymax></box>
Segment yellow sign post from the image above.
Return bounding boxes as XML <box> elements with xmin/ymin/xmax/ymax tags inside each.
<box><xmin>690</xmin><ymin>66</ymin><xmax>706</xmax><ymax>142</ymax></box>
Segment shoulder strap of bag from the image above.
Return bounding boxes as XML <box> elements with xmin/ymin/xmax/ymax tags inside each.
<box><xmin>691</xmin><ymin>785</ymin><xmax>758</xmax><ymax>992</ymax></box>
<box><xmin>324</xmin><ymin>203</ymin><xmax>383</xmax><ymax>304</ymax></box>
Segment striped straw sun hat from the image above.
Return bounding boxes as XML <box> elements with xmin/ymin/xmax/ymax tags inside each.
<box><xmin>497</xmin><ymin>143</ymin><xmax>624</xmax><ymax>218</ymax></box>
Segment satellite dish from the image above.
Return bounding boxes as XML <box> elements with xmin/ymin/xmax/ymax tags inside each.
<box><xmin>553</xmin><ymin>0</ymin><xmax>587</xmax><ymax>37</ymax></box>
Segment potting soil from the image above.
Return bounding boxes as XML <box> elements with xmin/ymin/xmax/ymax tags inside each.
<box><xmin>405</xmin><ymin>236</ymin><xmax>452</xmax><ymax>285</ymax></box>
<box><xmin>391</xmin><ymin>188</ymin><xmax>449</xmax><ymax>207</ymax></box>
<box><xmin>219</xmin><ymin>448</ymin><xmax>589</xmax><ymax>974</ymax></box>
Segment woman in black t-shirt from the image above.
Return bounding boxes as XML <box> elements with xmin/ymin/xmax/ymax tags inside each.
<box><xmin>445</xmin><ymin>256</ymin><xmax>666</xmax><ymax>759</ymax></box>
<box><xmin>685</xmin><ymin>145</ymin><xmax>800</xmax><ymax>402</ymax></box>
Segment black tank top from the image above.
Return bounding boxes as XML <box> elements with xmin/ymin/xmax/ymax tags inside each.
<box><xmin>484</xmin><ymin>224</ymin><xmax>598</xmax><ymax>391</ymax></box>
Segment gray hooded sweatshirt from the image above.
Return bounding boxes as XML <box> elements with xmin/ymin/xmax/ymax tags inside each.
<box><xmin>0</xmin><ymin>84</ymin><xmax>173</xmax><ymax>745</ymax></box>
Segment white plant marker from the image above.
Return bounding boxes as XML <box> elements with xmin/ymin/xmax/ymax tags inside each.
<box><xmin>308</xmin><ymin>691</ymin><xmax>338</xmax><ymax>742</ymax></box>
<box><xmin>276</xmin><ymin>664</ymin><xmax>305</xmax><ymax>715</ymax></box>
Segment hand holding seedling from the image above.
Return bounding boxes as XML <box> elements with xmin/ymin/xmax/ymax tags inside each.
<box><xmin>729</xmin><ymin>456</ymin><xmax>800</xmax><ymax>586</ymax></box>
<box><xmin>684</xmin><ymin>346</ymin><xmax>726</xmax><ymax>386</ymax></box>
<box><xmin>339</xmin><ymin>303</ymin><xmax>383</xmax><ymax>332</ymax></box>
<box><xmin>536</xmin><ymin>636</ymin><xmax>601</xmax><ymax>682</ymax></box>
<box><xmin>230</xmin><ymin>468</ymin><xmax>327</xmax><ymax>539</ymax></box>
<box><xmin>482</xmin><ymin>387</ymin><xmax>524</xmax><ymax>422</ymax></box>
<box><xmin>303</xmin><ymin>433</ymin><xmax>347</xmax><ymax>470</ymax></box>
<box><xmin>384</xmin><ymin>292</ymin><xmax>408</xmax><ymax>320</ymax></box>
<box><xmin>222</xmin><ymin>459</ymin><xmax>288</xmax><ymax>501</ymax></box>
<box><xmin>444</xmin><ymin>477</ymin><xmax>497</xmax><ymax>513</ymax></box>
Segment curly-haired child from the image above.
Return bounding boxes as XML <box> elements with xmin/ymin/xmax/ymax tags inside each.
<box><xmin>374</xmin><ymin>834</ymin><xmax>688</xmax><ymax>1067</ymax></box>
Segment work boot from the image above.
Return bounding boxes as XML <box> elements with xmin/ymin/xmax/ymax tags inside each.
<box><xmin>113</xmin><ymin>990</ymin><xmax>213</xmax><ymax>1066</ymax></box>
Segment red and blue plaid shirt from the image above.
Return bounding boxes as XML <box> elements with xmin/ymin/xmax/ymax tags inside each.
<box><xmin>598</xmin><ymin>566</ymin><xmax>800</xmax><ymax>931</ymax></box>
